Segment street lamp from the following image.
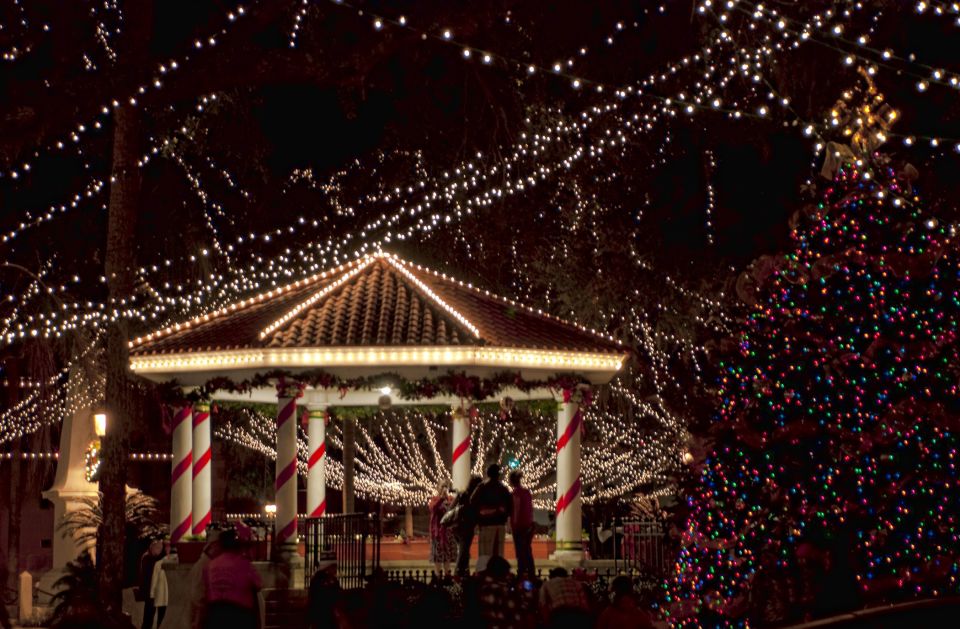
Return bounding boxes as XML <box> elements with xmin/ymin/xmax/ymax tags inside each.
<box><xmin>93</xmin><ymin>411</ymin><xmax>107</xmax><ymax>438</ymax></box>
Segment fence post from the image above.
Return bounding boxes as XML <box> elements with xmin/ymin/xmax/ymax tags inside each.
<box><xmin>18</xmin><ymin>571</ymin><xmax>32</xmax><ymax>622</ymax></box>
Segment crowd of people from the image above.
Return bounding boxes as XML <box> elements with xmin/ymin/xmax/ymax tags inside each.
<box><xmin>309</xmin><ymin>562</ymin><xmax>656</xmax><ymax>629</ymax></box>
<box><xmin>305</xmin><ymin>464</ymin><xmax>657</xmax><ymax>628</ymax></box>
<box><xmin>429</xmin><ymin>464</ymin><xmax>536</xmax><ymax>578</ymax></box>
<box><xmin>136</xmin><ymin>524</ymin><xmax>263</xmax><ymax>629</ymax></box>
<box><xmin>127</xmin><ymin>464</ymin><xmax>656</xmax><ymax>628</ymax></box>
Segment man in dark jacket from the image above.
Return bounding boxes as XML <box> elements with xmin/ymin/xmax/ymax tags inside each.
<box><xmin>454</xmin><ymin>475</ymin><xmax>483</xmax><ymax>576</ymax></box>
<box><xmin>469</xmin><ymin>464</ymin><xmax>513</xmax><ymax>572</ymax></box>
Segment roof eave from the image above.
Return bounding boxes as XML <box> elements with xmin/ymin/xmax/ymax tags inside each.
<box><xmin>129</xmin><ymin>345</ymin><xmax>627</xmax><ymax>386</ymax></box>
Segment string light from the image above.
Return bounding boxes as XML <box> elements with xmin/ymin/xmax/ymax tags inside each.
<box><xmin>0</xmin><ymin>3</ymin><xmax>249</xmax><ymax>185</ymax></box>
<box><xmin>0</xmin><ymin>452</ymin><xmax>173</xmax><ymax>461</ymax></box>
<box><xmin>215</xmin><ymin>404</ymin><xmax>667</xmax><ymax>508</ymax></box>
<box><xmin>5</xmin><ymin>3</ymin><xmax>957</xmax><ymax>348</ymax></box>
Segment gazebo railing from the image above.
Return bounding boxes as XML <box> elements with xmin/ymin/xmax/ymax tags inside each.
<box><xmin>617</xmin><ymin>518</ymin><xmax>668</xmax><ymax>575</ymax></box>
<box><xmin>304</xmin><ymin>513</ymin><xmax>381</xmax><ymax>589</ymax></box>
<box><xmin>591</xmin><ymin>516</ymin><xmax>670</xmax><ymax>575</ymax></box>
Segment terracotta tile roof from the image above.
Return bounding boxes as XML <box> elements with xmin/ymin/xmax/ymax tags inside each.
<box><xmin>129</xmin><ymin>253</ymin><xmax>624</xmax><ymax>356</ymax></box>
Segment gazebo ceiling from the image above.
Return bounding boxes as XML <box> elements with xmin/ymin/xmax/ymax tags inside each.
<box><xmin>129</xmin><ymin>252</ymin><xmax>627</xmax><ymax>385</ymax></box>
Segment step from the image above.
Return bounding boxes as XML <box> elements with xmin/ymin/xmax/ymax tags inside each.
<box><xmin>263</xmin><ymin>588</ymin><xmax>308</xmax><ymax>629</ymax></box>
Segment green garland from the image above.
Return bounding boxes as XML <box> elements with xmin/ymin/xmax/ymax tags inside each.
<box><xmin>212</xmin><ymin>398</ymin><xmax>560</xmax><ymax>420</ymax></box>
<box><xmin>159</xmin><ymin>368</ymin><xmax>588</xmax><ymax>404</ymax></box>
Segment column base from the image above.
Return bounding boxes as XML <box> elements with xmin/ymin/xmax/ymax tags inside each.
<box><xmin>273</xmin><ymin>544</ymin><xmax>305</xmax><ymax>589</ymax></box>
<box><xmin>550</xmin><ymin>543</ymin><xmax>585</xmax><ymax>567</ymax></box>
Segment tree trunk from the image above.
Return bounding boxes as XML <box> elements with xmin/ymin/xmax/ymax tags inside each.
<box><xmin>97</xmin><ymin>101</ymin><xmax>141</xmax><ymax>615</ymax></box>
<box><xmin>6</xmin><ymin>438</ymin><xmax>22</xmax><ymax>586</ymax></box>
<box><xmin>4</xmin><ymin>358</ymin><xmax>22</xmax><ymax>590</ymax></box>
<box><xmin>96</xmin><ymin>0</ymin><xmax>152</xmax><ymax>613</ymax></box>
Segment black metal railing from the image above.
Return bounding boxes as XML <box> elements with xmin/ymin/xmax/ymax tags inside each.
<box><xmin>617</xmin><ymin>518</ymin><xmax>668</xmax><ymax>574</ymax></box>
<box><xmin>304</xmin><ymin>513</ymin><xmax>381</xmax><ymax>589</ymax></box>
<box><xmin>381</xmin><ymin>566</ymin><xmax>662</xmax><ymax>593</ymax></box>
<box><xmin>590</xmin><ymin>517</ymin><xmax>671</xmax><ymax>575</ymax></box>
<box><xmin>219</xmin><ymin>517</ymin><xmax>274</xmax><ymax>561</ymax></box>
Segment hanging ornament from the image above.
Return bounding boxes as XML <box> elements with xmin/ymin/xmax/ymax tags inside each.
<box><xmin>378</xmin><ymin>394</ymin><xmax>392</xmax><ymax>411</ymax></box>
<box><xmin>820</xmin><ymin>141</ymin><xmax>857</xmax><ymax>180</ymax></box>
<box><xmin>499</xmin><ymin>396</ymin><xmax>515</xmax><ymax>419</ymax></box>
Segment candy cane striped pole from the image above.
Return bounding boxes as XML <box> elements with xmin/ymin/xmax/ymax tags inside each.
<box><xmin>555</xmin><ymin>389</ymin><xmax>588</xmax><ymax>557</ymax></box>
<box><xmin>306</xmin><ymin>407</ymin><xmax>327</xmax><ymax>518</ymax></box>
<box><xmin>170</xmin><ymin>405</ymin><xmax>193</xmax><ymax>544</ymax></box>
<box><xmin>275</xmin><ymin>385</ymin><xmax>301</xmax><ymax>549</ymax></box>
<box><xmin>191</xmin><ymin>403</ymin><xmax>212</xmax><ymax>538</ymax></box>
<box><xmin>451</xmin><ymin>405</ymin><xmax>471</xmax><ymax>492</ymax></box>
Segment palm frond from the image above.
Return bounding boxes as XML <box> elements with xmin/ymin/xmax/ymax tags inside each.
<box><xmin>57</xmin><ymin>490</ymin><xmax>165</xmax><ymax>548</ymax></box>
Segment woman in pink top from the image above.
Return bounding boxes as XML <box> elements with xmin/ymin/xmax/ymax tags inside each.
<box><xmin>200</xmin><ymin>528</ymin><xmax>262</xmax><ymax>629</ymax></box>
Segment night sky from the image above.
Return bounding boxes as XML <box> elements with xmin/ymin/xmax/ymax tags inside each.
<box><xmin>1</xmin><ymin>3</ymin><xmax>956</xmax><ymax>278</ymax></box>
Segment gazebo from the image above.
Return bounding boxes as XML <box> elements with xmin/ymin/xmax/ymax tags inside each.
<box><xmin>128</xmin><ymin>251</ymin><xmax>627</xmax><ymax>566</ymax></box>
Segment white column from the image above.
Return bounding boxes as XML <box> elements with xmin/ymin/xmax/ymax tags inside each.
<box><xmin>191</xmin><ymin>403</ymin><xmax>212</xmax><ymax>537</ymax></box>
<box><xmin>306</xmin><ymin>406</ymin><xmax>327</xmax><ymax>518</ymax></box>
<box><xmin>451</xmin><ymin>405</ymin><xmax>471</xmax><ymax>492</ymax></box>
<box><xmin>42</xmin><ymin>382</ymin><xmax>98</xmax><ymax>569</ymax></box>
<box><xmin>275</xmin><ymin>385</ymin><xmax>300</xmax><ymax>550</ymax></box>
<box><xmin>170</xmin><ymin>405</ymin><xmax>193</xmax><ymax>543</ymax></box>
<box><xmin>554</xmin><ymin>390</ymin><xmax>586</xmax><ymax>561</ymax></box>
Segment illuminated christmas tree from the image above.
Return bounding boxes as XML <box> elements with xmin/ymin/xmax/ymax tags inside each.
<box><xmin>666</xmin><ymin>74</ymin><xmax>960</xmax><ymax>626</ymax></box>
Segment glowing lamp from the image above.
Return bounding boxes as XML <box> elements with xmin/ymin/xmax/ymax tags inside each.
<box><xmin>94</xmin><ymin>412</ymin><xmax>107</xmax><ymax>438</ymax></box>
<box><xmin>265</xmin><ymin>504</ymin><xmax>277</xmax><ymax>516</ymax></box>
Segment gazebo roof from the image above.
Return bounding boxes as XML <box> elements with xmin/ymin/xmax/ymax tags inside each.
<box><xmin>129</xmin><ymin>252</ymin><xmax>626</xmax><ymax>385</ymax></box>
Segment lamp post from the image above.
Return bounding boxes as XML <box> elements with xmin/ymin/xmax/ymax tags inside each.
<box><xmin>264</xmin><ymin>503</ymin><xmax>278</xmax><ymax>553</ymax></box>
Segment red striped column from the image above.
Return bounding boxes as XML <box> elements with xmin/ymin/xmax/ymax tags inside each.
<box><xmin>170</xmin><ymin>405</ymin><xmax>193</xmax><ymax>544</ymax></box>
<box><xmin>451</xmin><ymin>405</ymin><xmax>471</xmax><ymax>492</ymax></box>
<box><xmin>555</xmin><ymin>387</ymin><xmax>589</xmax><ymax>556</ymax></box>
<box><xmin>275</xmin><ymin>383</ymin><xmax>302</xmax><ymax>548</ymax></box>
<box><xmin>306</xmin><ymin>407</ymin><xmax>327</xmax><ymax>518</ymax></box>
<box><xmin>191</xmin><ymin>403</ymin><xmax>212</xmax><ymax>537</ymax></box>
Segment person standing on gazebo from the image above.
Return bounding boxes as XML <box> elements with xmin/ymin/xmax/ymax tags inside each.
<box><xmin>453</xmin><ymin>475</ymin><xmax>483</xmax><ymax>576</ymax></box>
<box><xmin>428</xmin><ymin>481</ymin><xmax>457</xmax><ymax>577</ymax></box>
<box><xmin>509</xmin><ymin>470</ymin><xmax>535</xmax><ymax>578</ymax></box>
<box><xmin>470</xmin><ymin>464</ymin><xmax>513</xmax><ymax>572</ymax></box>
